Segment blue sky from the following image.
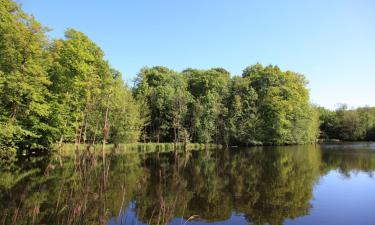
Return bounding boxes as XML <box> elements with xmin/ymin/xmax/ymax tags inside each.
<box><xmin>18</xmin><ymin>0</ymin><xmax>375</xmax><ymax>109</ymax></box>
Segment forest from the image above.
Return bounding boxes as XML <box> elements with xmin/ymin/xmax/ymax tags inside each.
<box><xmin>319</xmin><ymin>106</ymin><xmax>375</xmax><ymax>141</ymax></box>
<box><xmin>1</xmin><ymin>0</ymin><xmax>375</xmax><ymax>163</ymax></box>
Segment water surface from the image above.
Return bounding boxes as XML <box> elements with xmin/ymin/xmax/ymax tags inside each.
<box><xmin>1</xmin><ymin>143</ymin><xmax>375</xmax><ymax>225</ymax></box>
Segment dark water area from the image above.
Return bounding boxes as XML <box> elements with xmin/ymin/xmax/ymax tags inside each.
<box><xmin>1</xmin><ymin>143</ymin><xmax>375</xmax><ymax>225</ymax></box>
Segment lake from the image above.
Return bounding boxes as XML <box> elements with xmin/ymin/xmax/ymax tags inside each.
<box><xmin>1</xmin><ymin>143</ymin><xmax>375</xmax><ymax>225</ymax></box>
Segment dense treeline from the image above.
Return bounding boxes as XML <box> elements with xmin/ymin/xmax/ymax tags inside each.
<box><xmin>4</xmin><ymin>0</ymin><xmax>375</xmax><ymax>162</ymax></box>
<box><xmin>319</xmin><ymin>106</ymin><xmax>375</xmax><ymax>141</ymax></box>
<box><xmin>0</xmin><ymin>0</ymin><xmax>319</xmax><ymax>161</ymax></box>
<box><xmin>0</xmin><ymin>0</ymin><xmax>141</xmax><ymax>163</ymax></box>
<box><xmin>134</xmin><ymin>65</ymin><xmax>319</xmax><ymax>146</ymax></box>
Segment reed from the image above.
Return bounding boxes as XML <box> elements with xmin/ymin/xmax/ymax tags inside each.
<box><xmin>57</xmin><ymin>142</ymin><xmax>222</xmax><ymax>157</ymax></box>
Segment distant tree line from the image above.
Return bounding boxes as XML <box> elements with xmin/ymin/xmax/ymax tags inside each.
<box><xmin>319</xmin><ymin>106</ymin><xmax>375</xmax><ymax>141</ymax></box>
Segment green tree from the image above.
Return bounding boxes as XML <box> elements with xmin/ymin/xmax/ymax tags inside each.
<box><xmin>48</xmin><ymin>29</ymin><xmax>112</xmax><ymax>148</ymax></box>
<box><xmin>183</xmin><ymin>68</ymin><xmax>230</xmax><ymax>144</ymax></box>
<box><xmin>225</xmin><ymin>76</ymin><xmax>258</xmax><ymax>145</ymax></box>
<box><xmin>109</xmin><ymin>71</ymin><xmax>142</xmax><ymax>146</ymax></box>
<box><xmin>0</xmin><ymin>0</ymin><xmax>53</xmax><ymax>159</ymax></box>
<box><xmin>47</xmin><ymin>29</ymin><xmax>142</xmax><ymax>150</ymax></box>
<box><xmin>243</xmin><ymin>64</ymin><xmax>318</xmax><ymax>145</ymax></box>
<box><xmin>134</xmin><ymin>66</ymin><xmax>191</xmax><ymax>143</ymax></box>
<box><xmin>319</xmin><ymin>106</ymin><xmax>375</xmax><ymax>141</ymax></box>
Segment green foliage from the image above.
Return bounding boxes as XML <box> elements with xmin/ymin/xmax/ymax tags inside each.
<box><xmin>134</xmin><ymin>66</ymin><xmax>192</xmax><ymax>142</ymax></box>
<box><xmin>242</xmin><ymin>64</ymin><xmax>319</xmax><ymax>145</ymax></box>
<box><xmin>132</xmin><ymin>64</ymin><xmax>319</xmax><ymax>146</ymax></box>
<box><xmin>0</xmin><ymin>0</ymin><xmax>342</xmax><ymax>157</ymax></box>
<box><xmin>0</xmin><ymin>0</ymin><xmax>142</xmax><ymax>159</ymax></box>
<box><xmin>0</xmin><ymin>0</ymin><xmax>53</xmax><ymax>157</ymax></box>
<box><xmin>109</xmin><ymin>77</ymin><xmax>142</xmax><ymax>145</ymax></box>
<box><xmin>183</xmin><ymin>68</ymin><xmax>230</xmax><ymax>144</ymax></box>
<box><xmin>225</xmin><ymin>76</ymin><xmax>258</xmax><ymax>145</ymax></box>
<box><xmin>48</xmin><ymin>30</ymin><xmax>142</xmax><ymax>147</ymax></box>
<box><xmin>319</xmin><ymin>106</ymin><xmax>375</xmax><ymax>141</ymax></box>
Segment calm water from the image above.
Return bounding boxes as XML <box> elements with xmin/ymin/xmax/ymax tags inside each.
<box><xmin>1</xmin><ymin>143</ymin><xmax>375</xmax><ymax>225</ymax></box>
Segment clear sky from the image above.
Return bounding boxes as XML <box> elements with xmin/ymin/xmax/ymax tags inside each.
<box><xmin>17</xmin><ymin>0</ymin><xmax>375</xmax><ymax>109</ymax></box>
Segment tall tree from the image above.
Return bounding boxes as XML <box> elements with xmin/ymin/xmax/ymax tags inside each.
<box><xmin>243</xmin><ymin>64</ymin><xmax>318</xmax><ymax>145</ymax></box>
<box><xmin>183</xmin><ymin>68</ymin><xmax>230</xmax><ymax>144</ymax></box>
<box><xmin>0</xmin><ymin>0</ymin><xmax>52</xmax><ymax>159</ymax></box>
<box><xmin>48</xmin><ymin>29</ymin><xmax>114</xmax><ymax>149</ymax></box>
<box><xmin>134</xmin><ymin>66</ymin><xmax>191</xmax><ymax>143</ymax></box>
<box><xmin>109</xmin><ymin>71</ymin><xmax>142</xmax><ymax>146</ymax></box>
<box><xmin>225</xmin><ymin>76</ymin><xmax>258</xmax><ymax>145</ymax></box>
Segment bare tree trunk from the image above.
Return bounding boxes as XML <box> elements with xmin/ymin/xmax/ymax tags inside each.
<box><xmin>92</xmin><ymin>121</ymin><xmax>99</xmax><ymax>146</ymax></box>
<box><xmin>77</xmin><ymin>104</ymin><xmax>89</xmax><ymax>151</ymax></box>
<box><xmin>174</xmin><ymin>126</ymin><xmax>177</xmax><ymax>144</ymax></box>
<box><xmin>78</xmin><ymin>112</ymin><xmax>85</xmax><ymax>147</ymax></box>
<box><xmin>177</xmin><ymin>126</ymin><xmax>180</xmax><ymax>144</ymax></box>
<box><xmin>74</xmin><ymin>116</ymin><xmax>79</xmax><ymax>151</ymax></box>
<box><xmin>58</xmin><ymin>134</ymin><xmax>64</xmax><ymax>149</ymax></box>
<box><xmin>58</xmin><ymin>93</ymin><xmax>73</xmax><ymax>165</ymax></box>
<box><xmin>102</xmin><ymin>94</ymin><xmax>111</xmax><ymax>168</ymax></box>
<box><xmin>149</xmin><ymin>123</ymin><xmax>152</xmax><ymax>143</ymax></box>
<box><xmin>183</xmin><ymin>130</ymin><xmax>188</xmax><ymax>153</ymax></box>
<box><xmin>58</xmin><ymin>135</ymin><xmax>64</xmax><ymax>167</ymax></box>
<box><xmin>83</xmin><ymin>117</ymin><xmax>88</xmax><ymax>145</ymax></box>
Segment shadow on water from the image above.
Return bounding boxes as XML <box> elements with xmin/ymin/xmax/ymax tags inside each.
<box><xmin>1</xmin><ymin>143</ymin><xmax>375</xmax><ymax>225</ymax></box>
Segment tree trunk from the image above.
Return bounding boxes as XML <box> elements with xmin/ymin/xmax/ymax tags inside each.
<box><xmin>102</xmin><ymin>94</ymin><xmax>111</xmax><ymax>167</ymax></box>
<box><xmin>174</xmin><ymin>126</ymin><xmax>177</xmax><ymax>144</ymax></box>
<box><xmin>83</xmin><ymin>117</ymin><xmax>88</xmax><ymax>145</ymax></box>
<box><xmin>92</xmin><ymin>121</ymin><xmax>99</xmax><ymax>146</ymax></box>
<box><xmin>77</xmin><ymin>111</ymin><xmax>85</xmax><ymax>147</ymax></box>
<box><xmin>74</xmin><ymin>116</ymin><xmax>79</xmax><ymax>151</ymax></box>
<box><xmin>58</xmin><ymin>135</ymin><xmax>64</xmax><ymax>167</ymax></box>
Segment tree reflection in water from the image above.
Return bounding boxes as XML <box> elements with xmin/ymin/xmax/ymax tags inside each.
<box><xmin>1</xmin><ymin>144</ymin><xmax>375</xmax><ymax>225</ymax></box>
